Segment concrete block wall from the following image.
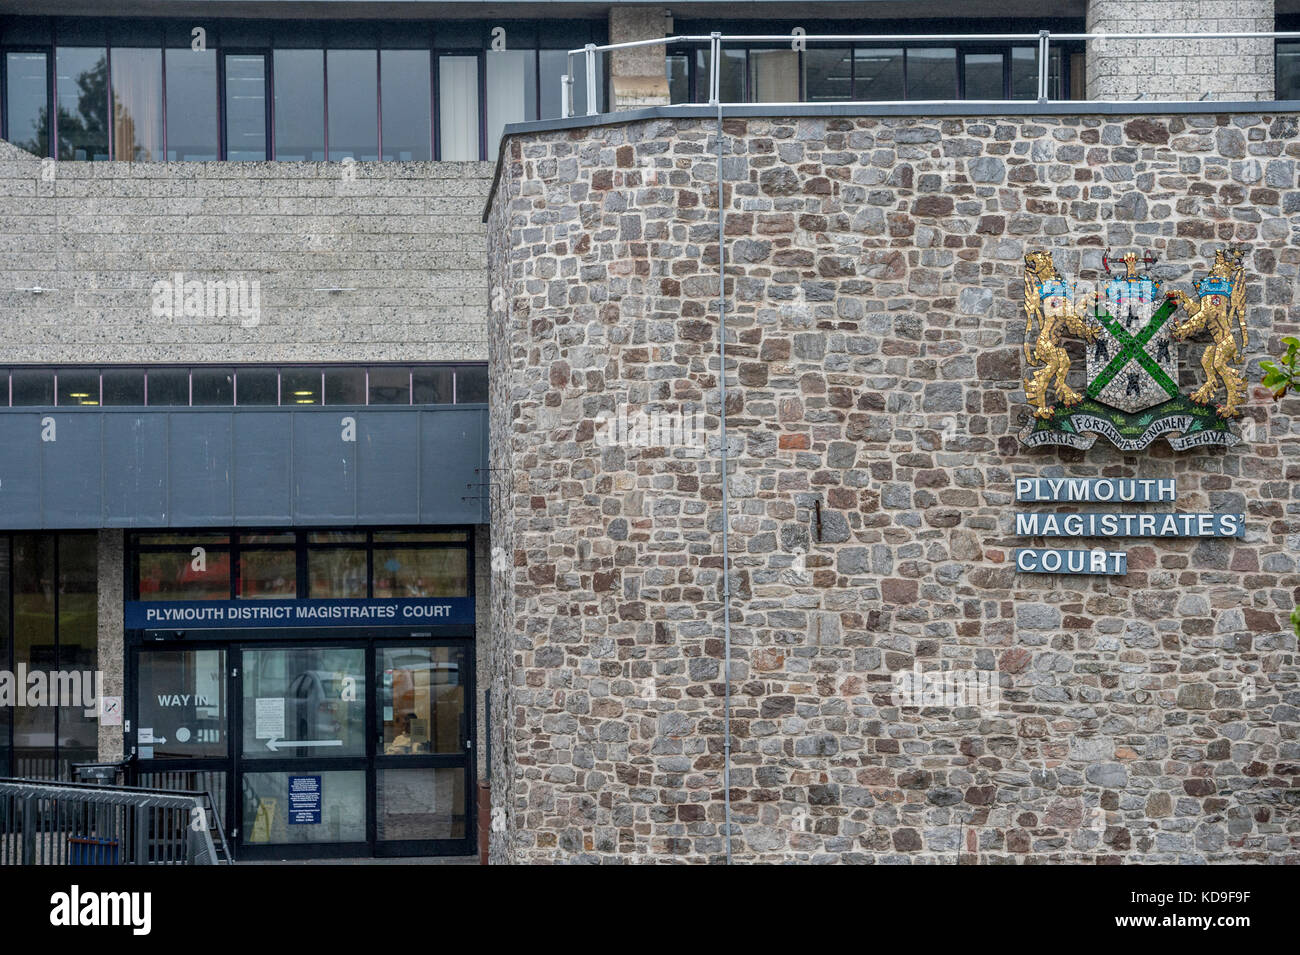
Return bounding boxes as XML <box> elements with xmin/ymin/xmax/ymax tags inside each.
<box><xmin>609</xmin><ymin>6</ymin><xmax>673</xmax><ymax>110</ymax></box>
<box><xmin>487</xmin><ymin>109</ymin><xmax>1300</xmax><ymax>863</ymax></box>
<box><xmin>0</xmin><ymin>140</ymin><xmax>495</xmax><ymax>364</ymax></box>
<box><xmin>1087</xmin><ymin>0</ymin><xmax>1276</xmax><ymax>101</ymax></box>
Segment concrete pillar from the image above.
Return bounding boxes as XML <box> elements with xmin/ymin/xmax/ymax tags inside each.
<box><xmin>96</xmin><ymin>529</ymin><xmax>125</xmax><ymax>762</ymax></box>
<box><xmin>608</xmin><ymin>6</ymin><xmax>672</xmax><ymax>110</ymax></box>
<box><xmin>1086</xmin><ymin>0</ymin><xmax>1275</xmax><ymax>101</ymax></box>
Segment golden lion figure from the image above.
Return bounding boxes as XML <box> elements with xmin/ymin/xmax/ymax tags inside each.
<box><xmin>1023</xmin><ymin>251</ymin><xmax>1101</xmax><ymax>419</ymax></box>
<box><xmin>1166</xmin><ymin>249</ymin><xmax>1248</xmax><ymax>418</ymax></box>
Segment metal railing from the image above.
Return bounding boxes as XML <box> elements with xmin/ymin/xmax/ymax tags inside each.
<box><xmin>561</xmin><ymin>30</ymin><xmax>1300</xmax><ymax>117</ymax></box>
<box><xmin>0</xmin><ymin>778</ymin><xmax>224</xmax><ymax>865</ymax></box>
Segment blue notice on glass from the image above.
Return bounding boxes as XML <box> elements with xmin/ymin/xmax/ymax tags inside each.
<box><xmin>288</xmin><ymin>775</ymin><xmax>322</xmax><ymax>825</ymax></box>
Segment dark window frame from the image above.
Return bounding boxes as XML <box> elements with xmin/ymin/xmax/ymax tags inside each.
<box><xmin>0</xmin><ymin>46</ymin><xmax>55</xmax><ymax>156</ymax></box>
<box><xmin>0</xmin><ymin>531</ymin><xmax>100</xmax><ymax>780</ymax></box>
<box><xmin>0</xmin><ymin>18</ymin><xmax>608</xmax><ymax>163</ymax></box>
<box><xmin>0</xmin><ymin>363</ymin><xmax>487</xmax><ymax>408</ymax></box>
<box><xmin>129</xmin><ymin>527</ymin><xmax>474</xmax><ymax>604</ymax></box>
<box><xmin>668</xmin><ymin>39</ymin><xmax>1079</xmax><ymax>103</ymax></box>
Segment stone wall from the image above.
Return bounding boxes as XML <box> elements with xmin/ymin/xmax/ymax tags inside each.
<box><xmin>1087</xmin><ymin>0</ymin><xmax>1275</xmax><ymax>101</ymax></box>
<box><xmin>487</xmin><ymin>108</ymin><xmax>1300</xmax><ymax>863</ymax></box>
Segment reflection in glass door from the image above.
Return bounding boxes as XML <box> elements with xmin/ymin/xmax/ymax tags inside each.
<box><xmin>376</xmin><ymin>644</ymin><xmax>470</xmax><ymax>848</ymax></box>
<box><xmin>239</xmin><ymin>645</ymin><xmax>368</xmax><ymax>852</ymax></box>
<box><xmin>132</xmin><ymin>647</ymin><xmax>231</xmax><ymax>832</ymax></box>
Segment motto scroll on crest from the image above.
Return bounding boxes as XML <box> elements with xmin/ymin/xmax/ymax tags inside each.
<box><xmin>1018</xmin><ymin>247</ymin><xmax>1250</xmax><ymax>452</ymax></box>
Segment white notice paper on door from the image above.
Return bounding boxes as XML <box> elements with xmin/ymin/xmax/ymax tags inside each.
<box><xmin>255</xmin><ymin>697</ymin><xmax>285</xmax><ymax>740</ymax></box>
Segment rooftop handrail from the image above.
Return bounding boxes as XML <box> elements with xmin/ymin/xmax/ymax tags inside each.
<box><xmin>561</xmin><ymin>29</ymin><xmax>1300</xmax><ymax>117</ymax></box>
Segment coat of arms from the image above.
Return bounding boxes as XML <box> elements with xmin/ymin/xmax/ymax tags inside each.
<box><xmin>1018</xmin><ymin>247</ymin><xmax>1249</xmax><ymax>451</ymax></box>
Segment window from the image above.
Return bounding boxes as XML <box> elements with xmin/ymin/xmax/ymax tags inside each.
<box><xmin>1279</xmin><ymin>42</ymin><xmax>1300</xmax><ymax>99</ymax></box>
<box><xmin>380</xmin><ymin>50</ymin><xmax>431</xmax><ymax>160</ymax></box>
<box><xmin>413</xmin><ymin>366</ymin><xmax>453</xmax><ymax>404</ymax></box>
<box><xmin>667</xmin><ymin>39</ymin><xmax>1071</xmax><ymax>104</ymax></box>
<box><xmin>854</xmin><ymin>48</ymin><xmax>904</xmax><ymax>100</ymax></box>
<box><xmin>377</xmin><ymin>768</ymin><xmax>465</xmax><ymax>840</ymax></box>
<box><xmin>378</xmin><ymin>645</ymin><xmax>465</xmax><ymax>756</ymax></box>
<box><xmin>241</xmin><ymin>648</ymin><xmax>366</xmax><ymax>759</ymax></box>
<box><xmin>225</xmin><ymin>53</ymin><xmax>267</xmax><ymax>160</ymax></box>
<box><xmin>368</xmin><ymin>367</ymin><xmax>411</xmax><ymax>405</ymax></box>
<box><xmin>804</xmin><ymin>48</ymin><xmax>851</xmax><ymax>102</ymax></box>
<box><xmin>1</xmin><ymin>534</ymin><xmax>98</xmax><ymax>779</ymax></box>
<box><xmin>238</xmin><ymin>546</ymin><xmax>298</xmax><ymax>599</ymax></box>
<box><xmin>906</xmin><ymin>47</ymin><xmax>957</xmax><ymax>99</ymax></box>
<box><xmin>282</xmin><ymin>367</ymin><xmax>322</xmax><ymax>405</ymax></box>
<box><xmin>5</xmin><ymin>52</ymin><xmax>48</xmax><ymax>155</ymax></box>
<box><xmin>55</xmin><ymin>47</ymin><xmax>109</xmax><ymax>160</ymax></box>
<box><xmin>666</xmin><ymin>53</ymin><xmax>690</xmax><ymax>104</ymax></box>
<box><xmin>1010</xmin><ymin>46</ymin><xmax>1039</xmax><ymax>99</ymax></box>
<box><xmin>486</xmin><ymin>49</ymin><xmax>537</xmax><ymax>155</ymax></box>
<box><xmin>539</xmin><ymin>50</ymin><xmax>572</xmax><ymax>118</ymax></box>
<box><xmin>136</xmin><ymin>650</ymin><xmax>227</xmax><ymax>759</ymax></box>
<box><xmin>748</xmin><ymin>49</ymin><xmax>799</xmax><ymax>103</ymax></box>
<box><xmin>235</xmin><ymin>368</ymin><xmax>278</xmax><ymax>405</ymax></box>
<box><xmin>372</xmin><ymin>547</ymin><xmax>468</xmax><ymax>598</ymax></box>
<box><xmin>137</xmin><ymin>549</ymin><xmax>232</xmax><ymax>601</ymax></box>
<box><xmin>273</xmin><ymin>49</ymin><xmax>325</xmax><ymax>160</ymax></box>
<box><xmin>103</xmin><ymin>368</ymin><xmax>145</xmax><ymax>405</ymax></box>
<box><xmin>327</xmin><ymin>49</ymin><xmax>378</xmax><ymax>160</ymax></box>
<box><xmin>165</xmin><ymin>48</ymin><xmax>219</xmax><ymax>160</ymax></box>
<box><xmin>11</xmin><ymin>369</ymin><xmax>54</xmax><ymax>405</ymax></box>
<box><xmin>541</xmin><ymin>48</ymin><xmax>604</xmax><ymax>116</ymax></box>
<box><xmin>455</xmin><ymin>365</ymin><xmax>488</xmax><ymax>404</ymax></box>
<box><xmin>192</xmin><ymin>368</ymin><xmax>234</xmax><ymax>405</ymax></box>
<box><xmin>0</xmin><ymin>364</ymin><xmax>485</xmax><ymax>406</ymax></box>
<box><xmin>694</xmin><ymin>47</ymin><xmax>745</xmax><ymax>103</ymax></box>
<box><xmin>56</xmin><ymin>368</ymin><xmax>99</xmax><ymax>406</ymax></box>
<box><xmin>963</xmin><ymin>52</ymin><xmax>1003</xmax><ymax>100</ymax></box>
<box><xmin>146</xmin><ymin>368</ymin><xmax>189</xmax><ymax>405</ymax></box>
<box><xmin>308</xmin><ymin>546</ymin><xmax>367</xmax><ymax>598</ymax></box>
<box><xmin>243</xmin><ymin>770</ymin><xmax>366</xmax><ymax>844</ymax></box>
<box><xmin>5</xmin><ymin>28</ymin><xmax>609</xmax><ymax>162</ymax></box>
<box><xmin>110</xmin><ymin>47</ymin><xmax>163</xmax><ymax>160</ymax></box>
<box><xmin>438</xmin><ymin>55</ymin><xmax>479</xmax><ymax>160</ymax></box>
<box><xmin>324</xmin><ymin>367</ymin><xmax>366</xmax><ymax>405</ymax></box>
<box><xmin>129</xmin><ymin>529</ymin><xmax>473</xmax><ymax>604</ymax></box>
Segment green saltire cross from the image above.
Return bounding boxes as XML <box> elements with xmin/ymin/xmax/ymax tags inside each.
<box><xmin>1086</xmin><ymin>298</ymin><xmax>1179</xmax><ymax>399</ymax></box>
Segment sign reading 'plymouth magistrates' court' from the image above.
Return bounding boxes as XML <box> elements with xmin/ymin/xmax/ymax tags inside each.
<box><xmin>1012</xmin><ymin>478</ymin><xmax>1244</xmax><ymax>577</ymax></box>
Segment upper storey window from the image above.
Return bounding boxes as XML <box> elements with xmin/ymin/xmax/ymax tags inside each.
<box><xmin>0</xmin><ymin>19</ymin><xmax>605</xmax><ymax>162</ymax></box>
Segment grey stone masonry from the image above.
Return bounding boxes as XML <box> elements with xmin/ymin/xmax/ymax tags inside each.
<box><xmin>0</xmin><ymin>142</ymin><xmax>494</xmax><ymax>364</ymax></box>
<box><xmin>1087</xmin><ymin>0</ymin><xmax>1276</xmax><ymax>102</ymax></box>
<box><xmin>488</xmin><ymin>109</ymin><xmax>1300</xmax><ymax>863</ymax></box>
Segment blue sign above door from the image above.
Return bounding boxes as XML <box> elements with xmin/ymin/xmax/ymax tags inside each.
<box><xmin>125</xmin><ymin>596</ymin><xmax>475</xmax><ymax>630</ymax></box>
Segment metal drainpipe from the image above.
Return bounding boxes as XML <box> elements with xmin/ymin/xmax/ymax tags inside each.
<box><xmin>715</xmin><ymin>95</ymin><xmax>734</xmax><ymax>866</ymax></box>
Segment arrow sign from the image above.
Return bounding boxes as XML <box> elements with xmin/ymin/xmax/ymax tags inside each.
<box><xmin>265</xmin><ymin>737</ymin><xmax>343</xmax><ymax>753</ymax></box>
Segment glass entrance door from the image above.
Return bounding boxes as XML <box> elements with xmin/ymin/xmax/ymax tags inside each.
<box><xmin>131</xmin><ymin>635</ymin><xmax>475</xmax><ymax>859</ymax></box>
<box><xmin>374</xmin><ymin>644</ymin><xmax>471</xmax><ymax>854</ymax></box>
<box><xmin>237</xmin><ymin>645</ymin><xmax>369</xmax><ymax>856</ymax></box>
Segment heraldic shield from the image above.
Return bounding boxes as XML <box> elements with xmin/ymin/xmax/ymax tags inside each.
<box><xmin>1018</xmin><ymin>248</ymin><xmax>1248</xmax><ymax>452</ymax></box>
<box><xmin>1086</xmin><ymin>256</ymin><xmax>1176</xmax><ymax>414</ymax></box>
